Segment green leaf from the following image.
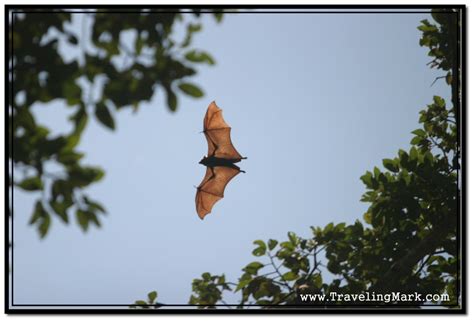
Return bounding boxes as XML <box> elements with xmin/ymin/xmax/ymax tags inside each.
<box><xmin>288</xmin><ymin>231</ymin><xmax>298</xmax><ymax>246</ymax></box>
<box><xmin>30</xmin><ymin>201</ymin><xmax>47</xmax><ymax>225</ymax></box>
<box><xmin>410</xmin><ymin>136</ymin><xmax>423</xmax><ymax>145</ymax></box>
<box><xmin>433</xmin><ymin>95</ymin><xmax>445</xmax><ymax>107</ymax></box>
<box><xmin>398</xmin><ymin>149</ymin><xmax>409</xmax><ymax>167</ymax></box>
<box><xmin>213</xmin><ymin>12</ymin><xmax>224</xmax><ymax>23</ymax></box>
<box><xmin>38</xmin><ymin>213</ymin><xmax>51</xmax><ymax>239</ymax></box>
<box><xmin>252</xmin><ymin>240</ymin><xmax>267</xmax><ymax>257</ymax></box>
<box><xmin>313</xmin><ymin>274</ymin><xmax>323</xmax><ymax>288</ymax></box>
<box><xmin>57</xmin><ymin>150</ymin><xmax>84</xmax><ymax>165</ymax></box>
<box><xmin>409</xmin><ymin>147</ymin><xmax>418</xmax><ymax>161</ymax></box>
<box><xmin>268</xmin><ymin>239</ymin><xmax>278</xmax><ymax>251</ymax></box>
<box><xmin>95</xmin><ymin>102</ymin><xmax>115</xmax><ymax>130</ymax></box>
<box><xmin>87</xmin><ymin>211</ymin><xmax>101</xmax><ymax>227</ymax></box>
<box><xmin>411</xmin><ymin>129</ymin><xmax>426</xmax><ymax>137</ymax></box>
<box><xmin>360</xmin><ymin>171</ymin><xmax>373</xmax><ymax>188</ymax></box>
<box><xmin>64</xmin><ymin>133</ymin><xmax>81</xmax><ymax>150</ymax></box>
<box><xmin>76</xmin><ymin>209</ymin><xmax>89</xmax><ymax>232</ymax></box>
<box><xmin>244</xmin><ymin>261</ymin><xmax>264</xmax><ymax>275</ymax></box>
<box><xmin>382</xmin><ymin>158</ymin><xmax>399</xmax><ymax>172</ymax></box>
<box><xmin>70</xmin><ymin>104</ymin><xmax>88</xmax><ymax>135</ymax></box>
<box><xmin>178</xmin><ymin>83</ymin><xmax>204</xmax><ymax>98</ymax></box>
<box><xmin>30</xmin><ymin>201</ymin><xmax>51</xmax><ymax>238</ymax></box>
<box><xmin>165</xmin><ymin>87</ymin><xmax>177</xmax><ymax>112</ymax></box>
<box><xmin>16</xmin><ymin>108</ymin><xmax>36</xmax><ymax>130</ymax></box>
<box><xmin>49</xmin><ymin>200</ymin><xmax>69</xmax><ymax>223</ymax></box>
<box><xmin>135</xmin><ymin>300</ymin><xmax>147</xmax><ymax>306</ymax></box>
<box><xmin>282</xmin><ymin>271</ymin><xmax>298</xmax><ymax>281</ymax></box>
<box><xmin>363</xmin><ymin>212</ymin><xmax>372</xmax><ymax>224</ymax></box>
<box><xmin>235</xmin><ymin>273</ymin><xmax>252</xmax><ymax>292</ymax></box>
<box><xmin>147</xmin><ymin>291</ymin><xmax>158</xmax><ymax>302</ymax></box>
<box><xmin>68</xmin><ymin>165</ymin><xmax>105</xmax><ymax>187</ymax></box>
<box><xmin>63</xmin><ymin>81</ymin><xmax>82</xmax><ymax>106</ymax></box>
<box><xmin>185</xmin><ymin>50</ymin><xmax>215</xmax><ymax>65</ymax></box>
<box><xmin>18</xmin><ymin>176</ymin><xmax>43</xmax><ymax>191</ymax></box>
<box><xmin>84</xmin><ymin>197</ymin><xmax>106</xmax><ymax>214</ymax></box>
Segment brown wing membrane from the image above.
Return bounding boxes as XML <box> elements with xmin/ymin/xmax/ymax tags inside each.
<box><xmin>203</xmin><ymin>101</ymin><xmax>243</xmax><ymax>160</ymax></box>
<box><xmin>195</xmin><ymin>166</ymin><xmax>241</xmax><ymax>219</ymax></box>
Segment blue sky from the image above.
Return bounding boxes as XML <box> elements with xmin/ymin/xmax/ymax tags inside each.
<box><xmin>12</xmin><ymin>10</ymin><xmax>451</xmax><ymax>306</ymax></box>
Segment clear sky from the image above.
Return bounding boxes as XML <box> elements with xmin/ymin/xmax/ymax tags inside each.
<box><xmin>13</xmin><ymin>10</ymin><xmax>451</xmax><ymax>306</ymax></box>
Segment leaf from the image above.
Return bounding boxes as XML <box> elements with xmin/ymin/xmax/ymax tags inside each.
<box><xmin>410</xmin><ymin>136</ymin><xmax>423</xmax><ymax>145</ymax></box>
<box><xmin>360</xmin><ymin>171</ymin><xmax>373</xmax><ymax>188</ymax></box>
<box><xmin>57</xmin><ymin>150</ymin><xmax>84</xmax><ymax>165</ymax></box>
<box><xmin>409</xmin><ymin>146</ymin><xmax>418</xmax><ymax>161</ymax></box>
<box><xmin>87</xmin><ymin>211</ymin><xmax>101</xmax><ymax>227</ymax></box>
<box><xmin>30</xmin><ymin>200</ymin><xmax>51</xmax><ymax>238</ymax></box>
<box><xmin>147</xmin><ymin>291</ymin><xmax>158</xmax><ymax>303</ymax></box>
<box><xmin>64</xmin><ymin>132</ymin><xmax>81</xmax><ymax>151</ymax></box>
<box><xmin>282</xmin><ymin>271</ymin><xmax>298</xmax><ymax>281</ymax></box>
<box><xmin>68</xmin><ymin>165</ymin><xmax>105</xmax><ymax>187</ymax></box>
<box><xmin>76</xmin><ymin>209</ymin><xmax>89</xmax><ymax>232</ymax></box>
<box><xmin>267</xmin><ymin>239</ymin><xmax>278</xmax><ymax>251</ymax></box>
<box><xmin>95</xmin><ymin>102</ymin><xmax>115</xmax><ymax>130</ymax></box>
<box><xmin>288</xmin><ymin>232</ymin><xmax>298</xmax><ymax>246</ymax></box>
<box><xmin>18</xmin><ymin>176</ymin><xmax>43</xmax><ymax>191</ymax></box>
<box><xmin>178</xmin><ymin>83</ymin><xmax>204</xmax><ymax>98</ymax></box>
<box><xmin>398</xmin><ymin>149</ymin><xmax>409</xmax><ymax>167</ymax></box>
<box><xmin>213</xmin><ymin>12</ymin><xmax>224</xmax><ymax>23</ymax></box>
<box><xmin>68</xmin><ymin>34</ymin><xmax>78</xmax><ymax>45</ymax></box>
<box><xmin>30</xmin><ymin>201</ymin><xmax>47</xmax><ymax>225</ymax></box>
<box><xmin>363</xmin><ymin>212</ymin><xmax>372</xmax><ymax>224</ymax></box>
<box><xmin>63</xmin><ymin>81</ymin><xmax>82</xmax><ymax>106</ymax></box>
<box><xmin>252</xmin><ymin>240</ymin><xmax>267</xmax><ymax>257</ymax></box>
<box><xmin>185</xmin><ymin>50</ymin><xmax>215</xmax><ymax>65</ymax></box>
<box><xmin>411</xmin><ymin>129</ymin><xmax>426</xmax><ymax>137</ymax></box>
<box><xmin>135</xmin><ymin>300</ymin><xmax>147</xmax><ymax>306</ymax></box>
<box><xmin>244</xmin><ymin>261</ymin><xmax>264</xmax><ymax>275</ymax></box>
<box><xmin>38</xmin><ymin>213</ymin><xmax>51</xmax><ymax>239</ymax></box>
<box><xmin>84</xmin><ymin>196</ymin><xmax>106</xmax><ymax>214</ymax></box>
<box><xmin>16</xmin><ymin>107</ymin><xmax>36</xmax><ymax>130</ymax></box>
<box><xmin>69</xmin><ymin>104</ymin><xmax>88</xmax><ymax>135</ymax></box>
<box><xmin>49</xmin><ymin>200</ymin><xmax>69</xmax><ymax>223</ymax></box>
<box><xmin>382</xmin><ymin>158</ymin><xmax>399</xmax><ymax>172</ymax></box>
<box><xmin>165</xmin><ymin>87</ymin><xmax>177</xmax><ymax>112</ymax></box>
<box><xmin>433</xmin><ymin>95</ymin><xmax>445</xmax><ymax>107</ymax></box>
<box><xmin>313</xmin><ymin>274</ymin><xmax>323</xmax><ymax>288</ymax></box>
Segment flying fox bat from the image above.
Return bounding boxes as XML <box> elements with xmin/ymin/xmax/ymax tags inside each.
<box><xmin>195</xmin><ymin>101</ymin><xmax>246</xmax><ymax>219</ymax></box>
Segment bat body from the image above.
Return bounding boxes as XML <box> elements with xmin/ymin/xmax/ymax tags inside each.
<box><xmin>199</xmin><ymin>155</ymin><xmax>244</xmax><ymax>171</ymax></box>
<box><xmin>195</xmin><ymin>101</ymin><xmax>246</xmax><ymax>219</ymax></box>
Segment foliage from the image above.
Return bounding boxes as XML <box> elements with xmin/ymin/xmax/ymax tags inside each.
<box><xmin>134</xmin><ymin>9</ymin><xmax>461</xmax><ymax>309</ymax></box>
<box><xmin>9</xmin><ymin>9</ymin><xmax>222</xmax><ymax>238</ymax></box>
<box><xmin>130</xmin><ymin>291</ymin><xmax>162</xmax><ymax>309</ymax></box>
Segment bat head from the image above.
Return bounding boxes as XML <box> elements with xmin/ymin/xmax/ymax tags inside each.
<box><xmin>199</xmin><ymin>156</ymin><xmax>207</xmax><ymax>165</ymax></box>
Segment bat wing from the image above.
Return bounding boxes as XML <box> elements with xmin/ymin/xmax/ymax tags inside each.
<box><xmin>203</xmin><ymin>101</ymin><xmax>243</xmax><ymax>160</ymax></box>
<box><xmin>195</xmin><ymin>166</ymin><xmax>241</xmax><ymax>219</ymax></box>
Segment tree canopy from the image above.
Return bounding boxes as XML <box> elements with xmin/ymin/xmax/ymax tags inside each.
<box><xmin>9</xmin><ymin>9</ymin><xmax>222</xmax><ymax>237</ymax></box>
<box><xmin>132</xmin><ymin>9</ymin><xmax>461</xmax><ymax>309</ymax></box>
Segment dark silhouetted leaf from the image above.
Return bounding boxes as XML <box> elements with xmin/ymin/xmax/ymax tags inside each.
<box><xmin>95</xmin><ymin>102</ymin><xmax>115</xmax><ymax>130</ymax></box>
<box><xmin>165</xmin><ymin>87</ymin><xmax>177</xmax><ymax>112</ymax></box>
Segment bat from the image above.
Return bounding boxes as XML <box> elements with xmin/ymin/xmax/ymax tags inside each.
<box><xmin>195</xmin><ymin>101</ymin><xmax>246</xmax><ymax>219</ymax></box>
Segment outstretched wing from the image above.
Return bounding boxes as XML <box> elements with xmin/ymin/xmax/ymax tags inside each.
<box><xmin>195</xmin><ymin>166</ymin><xmax>241</xmax><ymax>219</ymax></box>
<box><xmin>203</xmin><ymin>101</ymin><xmax>243</xmax><ymax>160</ymax></box>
